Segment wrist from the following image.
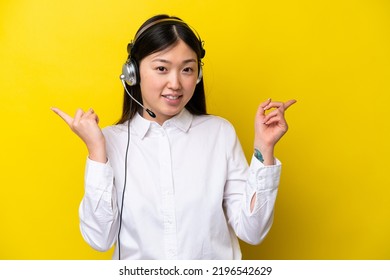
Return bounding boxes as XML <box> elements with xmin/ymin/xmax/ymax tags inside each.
<box><xmin>254</xmin><ymin>145</ymin><xmax>275</xmax><ymax>166</ymax></box>
<box><xmin>87</xmin><ymin>141</ymin><xmax>107</xmax><ymax>163</ymax></box>
<box><xmin>254</xmin><ymin>148</ymin><xmax>264</xmax><ymax>163</ymax></box>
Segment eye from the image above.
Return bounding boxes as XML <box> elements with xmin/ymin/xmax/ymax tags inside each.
<box><xmin>182</xmin><ymin>67</ymin><xmax>194</xmax><ymax>73</ymax></box>
<box><xmin>156</xmin><ymin>66</ymin><xmax>167</xmax><ymax>72</ymax></box>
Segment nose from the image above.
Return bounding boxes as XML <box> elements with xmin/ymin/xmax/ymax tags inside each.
<box><xmin>167</xmin><ymin>72</ymin><xmax>181</xmax><ymax>90</ymax></box>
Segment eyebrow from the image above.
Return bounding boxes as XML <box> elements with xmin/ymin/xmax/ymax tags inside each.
<box><xmin>151</xmin><ymin>58</ymin><xmax>197</xmax><ymax>64</ymax></box>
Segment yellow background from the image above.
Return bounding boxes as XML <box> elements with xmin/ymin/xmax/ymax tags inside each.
<box><xmin>1</xmin><ymin>0</ymin><xmax>389</xmax><ymax>259</ymax></box>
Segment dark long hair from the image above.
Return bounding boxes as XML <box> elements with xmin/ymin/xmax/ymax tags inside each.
<box><xmin>117</xmin><ymin>14</ymin><xmax>207</xmax><ymax>124</ymax></box>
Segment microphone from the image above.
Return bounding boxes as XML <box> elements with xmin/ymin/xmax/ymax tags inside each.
<box><xmin>120</xmin><ymin>75</ymin><xmax>156</xmax><ymax>118</ymax></box>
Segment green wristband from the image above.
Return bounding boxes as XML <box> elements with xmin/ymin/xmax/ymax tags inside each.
<box><xmin>254</xmin><ymin>148</ymin><xmax>264</xmax><ymax>163</ymax></box>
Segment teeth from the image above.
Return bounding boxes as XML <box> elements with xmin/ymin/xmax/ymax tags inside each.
<box><xmin>164</xmin><ymin>95</ymin><xmax>180</xmax><ymax>100</ymax></box>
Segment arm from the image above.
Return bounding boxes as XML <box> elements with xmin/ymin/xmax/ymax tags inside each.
<box><xmin>222</xmin><ymin>127</ymin><xmax>281</xmax><ymax>245</ymax></box>
<box><xmin>51</xmin><ymin>107</ymin><xmax>118</xmax><ymax>250</ymax></box>
<box><xmin>224</xmin><ymin>98</ymin><xmax>296</xmax><ymax>245</ymax></box>
<box><xmin>250</xmin><ymin>98</ymin><xmax>296</xmax><ymax>210</ymax></box>
<box><xmin>79</xmin><ymin>158</ymin><xmax>119</xmax><ymax>251</ymax></box>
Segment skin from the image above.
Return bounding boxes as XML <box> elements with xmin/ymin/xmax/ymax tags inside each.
<box><xmin>139</xmin><ymin>40</ymin><xmax>199</xmax><ymax>125</ymax></box>
<box><xmin>51</xmin><ymin>39</ymin><xmax>296</xmax><ymax>212</ymax></box>
<box><xmin>254</xmin><ymin>98</ymin><xmax>297</xmax><ymax>165</ymax></box>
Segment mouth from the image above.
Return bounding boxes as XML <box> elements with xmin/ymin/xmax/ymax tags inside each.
<box><xmin>162</xmin><ymin>94</ymin><xmax>182</xmax><ymax>100</ymax></box>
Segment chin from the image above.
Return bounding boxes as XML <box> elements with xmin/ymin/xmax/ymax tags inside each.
<box><xmin>157</xmin><ymin>108</ymin><xmax>183</xmax><ymax>120</ymax></box>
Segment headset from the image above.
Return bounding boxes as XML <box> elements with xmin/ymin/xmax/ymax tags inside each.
<box><xmin>117</xmin><ymin>17</ymin><xmax>206</xmax><ymax>260</ymax></box>
<box><xmin>120</xmin><ymin>18</ymin><xmax>206</xmax><ymax>88</ymax></box>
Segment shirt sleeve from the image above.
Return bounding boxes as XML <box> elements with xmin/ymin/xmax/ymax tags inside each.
<box><xmin>78</xmin><ymin>157</ymin><xmax>119</xmax><ymax>251</ymax></box>
<box><xmin>222</xmin><ymin>122</ymin><xmax>281</xmax><ymax>245</ymax></box>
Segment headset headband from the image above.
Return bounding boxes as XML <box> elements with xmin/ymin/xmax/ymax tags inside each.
<box><xmin>129</xmin><ymin>18</ymin><xmax>205</xmax><ymax>58</ymax></box>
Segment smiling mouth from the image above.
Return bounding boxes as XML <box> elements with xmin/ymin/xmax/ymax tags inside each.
<box><xmin>162</xmin><ymin>95</ymin><xmax>182</xmax><ymax>100</ymax></box>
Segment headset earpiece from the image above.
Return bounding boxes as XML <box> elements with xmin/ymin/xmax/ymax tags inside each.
<box><xmin>197</xmin><ymin>66</ymin><xmax>203</xmax><ymax>84</ymax></box>
<box><xmin>121</xmin><ymin>58</ymin><xmax>139</xmax><ymax>86</ymax></box>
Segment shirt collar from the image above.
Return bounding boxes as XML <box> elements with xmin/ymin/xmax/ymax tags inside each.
<box><xmin>131</xmin><ymin>109</ymin><xmax>193</xmax><ymax>139</ymax></box>
<box><xmin>167</xmin><ymin>108</ymin><xmax>193</xmax><ymax>133</ymax></box>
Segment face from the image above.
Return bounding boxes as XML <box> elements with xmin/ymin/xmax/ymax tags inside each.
<box><xmin>139</xmin><ymin>39</ymin><xmax>199</xmax><ymax>124</ymax></box>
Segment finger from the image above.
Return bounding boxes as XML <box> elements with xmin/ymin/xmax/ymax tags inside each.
<box><xmin>51</xmin><ymin>107</ymin><xmax>74</xmax><ymax>126</ymax></box>
<box><xmin>261</xmin><ymin>98</ymin><xmax>272</xmax><ymax>109</ymax></box>
<box><xmin>95</xmin><ymin>114</ymin><xmax>100</xmax><ymax>124</ymax></box>
<box><xmin>73</xmin><ymin>108</ymin><xmax>85</xmax><ymax>122</ymax></box>
<box><xmin>83</xmin><ymin>108</ymin><xmax>100</xmax><ymax>125</ymax></box>
<box><xmin>284</xmin><ymin>99</ymin><xmax>297</xmax><ymax>111</ymax></box>
<box><xmin>256</xmin><ymin>98</ymin><xmax>272</xmax><ymax>117</ymax></box>
<box><xmin>264</xmin><ymin>100</ymin><xmax>297</xmax><ymax>111</ymax></box>
<box><xmin>262</xmin><ymin>109</ymin><xmax>281</xmax><ymax>124</ymax></box>
<box><xmin>264</xmin><ymin>113</ymin><xmax>285</xmax><ymax>125</ymax></box>
<box><xmin>83</xmin><ymin>108</ymin><xmax>95</xmax><ymax>118</ymax></box>
<box><xmin>263</xmin><ymin>101</ymin><xmax>284</xmax><ymax>111</ymax></box>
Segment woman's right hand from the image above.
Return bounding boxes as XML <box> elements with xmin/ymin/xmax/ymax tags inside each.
<box><xmin>51</xmin><ymin>107</ymin><xmax>107</xmax><ymax>163</ymax></box>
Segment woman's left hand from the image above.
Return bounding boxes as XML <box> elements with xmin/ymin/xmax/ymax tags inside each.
<box><xmin>254</xmin><ymin>98</ymin><xmax>296</xmax><ymax>164</ymax></box>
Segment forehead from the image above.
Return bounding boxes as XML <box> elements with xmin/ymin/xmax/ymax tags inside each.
<box><xmin>147</xmin><ymin>40</ymin><xmax>197</xmax><ymax>61</ymax></box>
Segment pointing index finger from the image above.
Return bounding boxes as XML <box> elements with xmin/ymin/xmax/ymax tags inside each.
<box><xmin>51</xmin><ymin>107</ymin><xmax>74</xmax><ymax>126</ymax></box>
<box><xmin>284</xmin><ymin>99</ymin><xmax>297</xmax><ymax>110</ymax></box>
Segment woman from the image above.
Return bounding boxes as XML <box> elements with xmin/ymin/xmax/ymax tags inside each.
<box><xmin>52</xmin><ymin>14</ymin><xmax>296</xmax><ymax>260</ymax></box>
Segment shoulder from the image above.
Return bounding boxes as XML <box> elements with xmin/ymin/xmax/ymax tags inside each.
<box><xmin>192</xmin><ymin>114</ymin><xmax>237</xmax><ymax>136</ymax></box>
<box><xmin>102</xmin><ymin>123</ymin><xmax>126</xmax><ymax>134</ymax></box>
<box><xmin>192</xmin><ymin>114</ymin><xmax>232</xmax><ymax>127</ymax></box>
<box><xmin>102</xmin><ymin>123</ymin><xmax>128</xmax><ymax>144</ymax></box>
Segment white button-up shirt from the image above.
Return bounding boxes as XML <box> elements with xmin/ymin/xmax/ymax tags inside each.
<box><xmin>79</xmin><ymin>109</ymin><xmax>281</xmax><ymax>259</ymax></box>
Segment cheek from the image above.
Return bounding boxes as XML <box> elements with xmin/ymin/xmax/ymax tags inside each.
<box><xmin>182</xmin><ymin>77</ymin><xmax>197</xmax><ymax>90</ymax></box>
<box><xmin>183</xmin><ymin>89</ymin><xmax>196</xmax><ymax>103</ymax></box>
<box><xmin>140</xmin><ymin>75</ymin><xmax>162</xmax><ymax>96</ymax></box>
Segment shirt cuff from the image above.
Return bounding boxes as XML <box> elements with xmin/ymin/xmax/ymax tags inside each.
<box><xmin>248</xmin><ymin>155</ymin><xmax>281</xmax><ymax>191</ymax></box>
<box><xmin>84</xmin><ymin>157</ymin><xmax>114</xmax><ymax>195</ymax></box>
